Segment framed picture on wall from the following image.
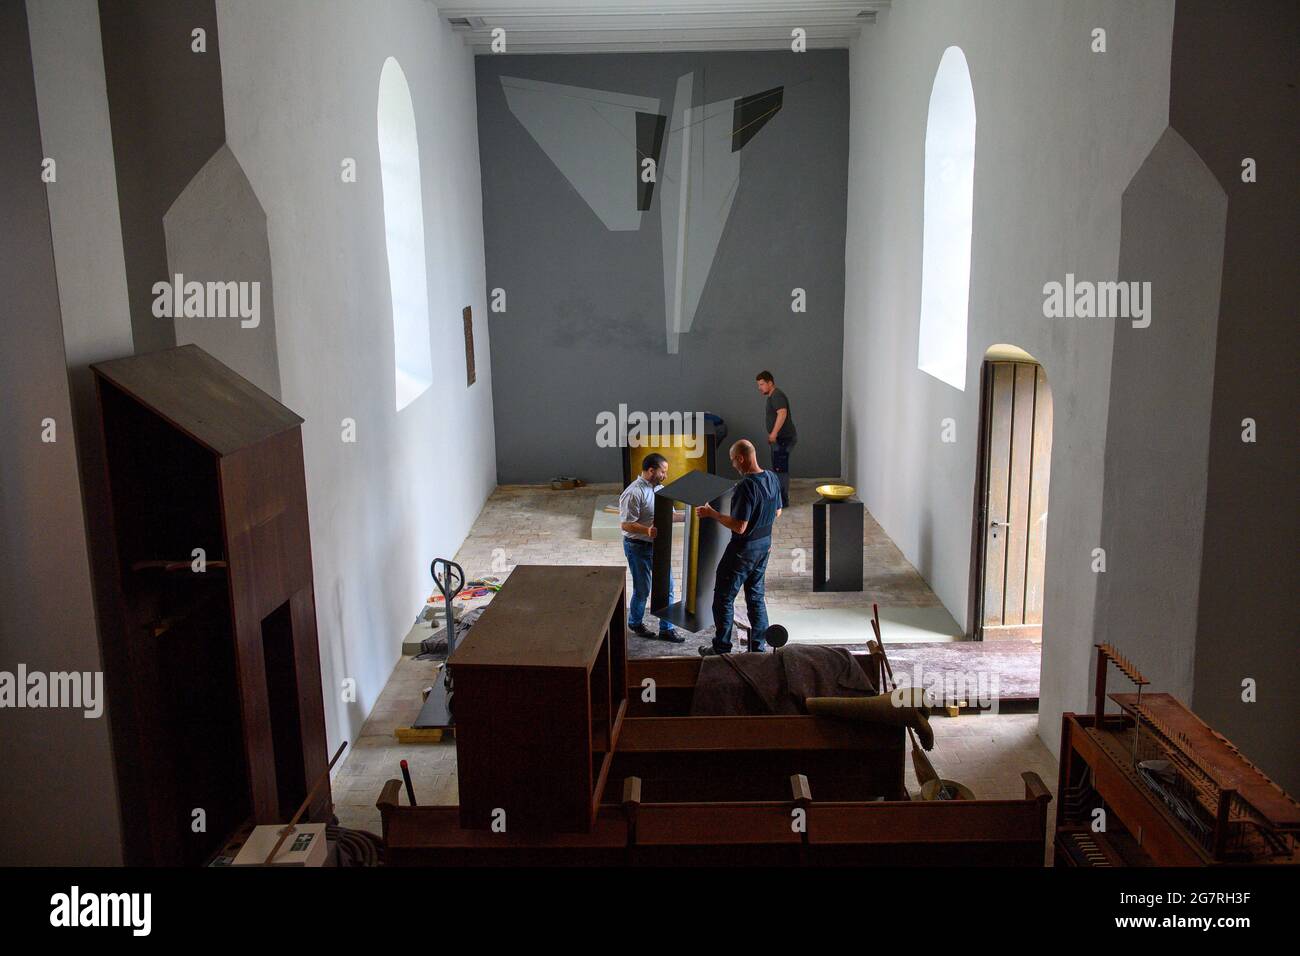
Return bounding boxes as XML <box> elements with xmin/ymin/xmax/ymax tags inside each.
<box><xmin>463</xmin><ymin>305</ymin><xmax>476</xmax><ymax>387</ymax></box>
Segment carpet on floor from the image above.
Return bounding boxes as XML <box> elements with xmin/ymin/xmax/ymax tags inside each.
<box><xmin>876</xmin><ymin>640</ymin><xmax>1040</xmax><ymax>702</ymax></box>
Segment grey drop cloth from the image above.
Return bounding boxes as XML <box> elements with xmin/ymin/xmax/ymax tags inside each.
<box><xmin>690</xmin><ymin>644</ymin><xmax>877</xmax><ymax>716</ymax></box>
<box><xmin>415</xmin><ymin>606</ymin><xmax>486</xmax><ymax>660</ymax></box>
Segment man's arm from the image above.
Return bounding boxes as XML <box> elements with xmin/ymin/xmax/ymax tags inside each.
<box><xmin>768</xmin><ymin>407</ymin><xmax>788</xmax><ymax>444</ymax></box>
<box><xmin>619</xmin><ymin>490</ymin><xmax>657</xmax><ymax>538</ymax></box>
<box><xmin>698</xmin><ymin>505</ymin><xmax>747</xmax><ymax>534</ymax></box>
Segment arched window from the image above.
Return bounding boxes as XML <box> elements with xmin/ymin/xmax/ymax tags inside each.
<box><xmin>378</xmin><ymin>57</ymin><xmax>433</xmax><ymax>411</ymax></box>
<box><xmin>917</xmin><ymin>46</ymin><xmax>976</xmax><ymax>391</ymax></box>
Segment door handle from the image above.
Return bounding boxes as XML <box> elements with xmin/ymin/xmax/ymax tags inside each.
<box><xmin>990</xmin><ymin>520</ymin><xmax>1011</xmax><ymax>528</ymax></box>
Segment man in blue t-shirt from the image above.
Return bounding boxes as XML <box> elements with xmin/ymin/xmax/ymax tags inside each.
<box><xmin>697</xmin><ymin>439</ymin><xmax>783</xmax><ymax>655</ymax></box>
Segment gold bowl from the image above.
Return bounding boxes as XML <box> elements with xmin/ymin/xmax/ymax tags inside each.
<box><xmin>816</xmin><ymin>483</ymin><xmax>856</xmax><ymax>502</ymax></box>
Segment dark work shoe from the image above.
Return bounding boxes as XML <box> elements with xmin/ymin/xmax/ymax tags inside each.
<box><xmin>659</xmin><ymin>630</ymin><xmax>685</xmax><ymax>643</ymax></box>
<box><xmin>698</xmin><ymin>646</ymin><xmax>727</xmax><ymax>657</ymax></box>
<box><xmin>629</xmin><ymin>624</ymin><xmax>657</xmax><ymax>639</ymax></box>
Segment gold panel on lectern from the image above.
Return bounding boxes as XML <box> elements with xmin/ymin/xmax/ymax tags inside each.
<box><xmin>622</xmin><ymin>433</ymin><xmax>709</xmax><ymax>487</ymax></box>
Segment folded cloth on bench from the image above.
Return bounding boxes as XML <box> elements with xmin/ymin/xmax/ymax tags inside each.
<box><xmin>690</xmin><ymin>644</ymin><xmax>877</xmax><ymax>716</ymax></box>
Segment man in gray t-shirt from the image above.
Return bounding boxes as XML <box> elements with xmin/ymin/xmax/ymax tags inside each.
<box><xmin>756</xmin><ymin>370</ymin><xmax>796</xmax><ymax>508</ymax></box>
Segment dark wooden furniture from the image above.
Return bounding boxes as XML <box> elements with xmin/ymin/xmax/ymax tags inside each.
<box><xmin>379</xmin><ymin>568</ymin><xmax>1053</xmax><ymax>865</ymax></box>
<box><xmin>450</xmin><ymin>565</ymin><xmax>627</xmax><ymax>832</ymax></box>
<box><xmin>812</xmin><ymin>496</ymin><xmax>864</xmax><ymax>592</ymax></box>
<box><xmin>1056</xmin><ymin>701</ymin><xmax>1300</xmax><ymax>866</ymax></box>
<box><xmin>1054</xmin><ymin>644</ymin><xmax>1299</xmax><ymax>867</ymax></box>
<box><xmin>619</xmin><ymin>655</ymin><xmax>904</xmax><ymax>802</ymax></box>
<box><xmin>93</xmin><ymin>345</ymin><xmax>331</xmax><ymax>866</ymax></box>
<box><xmin>378</xmin><ymin>770</ymin><xmax>1052</xmax><ymax>867</ymax></box>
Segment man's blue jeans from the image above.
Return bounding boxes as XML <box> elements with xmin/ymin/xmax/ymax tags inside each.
<box><xmin>624</xmin><ymin>538</ymin><xmax>674</xmax><ymax>634</ymax></box>
<box><xmin>711</xmin><ymin>541</ymin><xmax>771</xmax><ymax>653</ymax></box>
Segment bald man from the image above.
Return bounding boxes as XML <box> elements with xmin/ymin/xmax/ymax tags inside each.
<box><xmin>697</xmin><ymin>439</ymin><xmax>783</xmax><ymax>655</ymax></box>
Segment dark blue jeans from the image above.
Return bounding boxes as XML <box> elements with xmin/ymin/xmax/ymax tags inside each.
<box><xmin>624</xmin><ymin>538</ymin><xmax>674</xmax><ymax>634</ymax></box>
<box><xmin>711</xmin><ymin>541</ymin><xmax>771</xmax><ymax>653</ymax></box>
<box><xmin>771</xmin><ymin>439</ymin><xmax>793</xmax><ymax>508</ymax></box>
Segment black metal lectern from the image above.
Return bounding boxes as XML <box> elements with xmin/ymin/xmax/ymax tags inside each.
<box><xmin>651</xmin><ymin>470</ymin><xmax>738</xmax><ymax>632</ymax></box>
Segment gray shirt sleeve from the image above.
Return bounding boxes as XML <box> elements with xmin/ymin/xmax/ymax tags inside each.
<box><xmin>619</xmin><ymin>479</ymin><xmax>655</xmax><ymax>540</ymax></box>
<box><xmin>618</xmin><ymin>484</ymin><xmax>638</xmax><ymax>526</ymax></box>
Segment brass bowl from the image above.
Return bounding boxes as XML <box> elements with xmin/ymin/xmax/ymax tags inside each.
<box><xmin>816</xmin><ymin>483</ymin><xmax>856</xmax><ymax>502</ymax></box>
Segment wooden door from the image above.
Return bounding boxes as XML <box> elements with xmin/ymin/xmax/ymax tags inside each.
<box><xmin>976</xmin><ymin>361</ymin><xmax>1052</xmax><ymax>640</ymax></box>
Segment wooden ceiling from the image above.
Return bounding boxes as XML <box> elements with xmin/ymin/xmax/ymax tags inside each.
<box><xmin>440</xmin><ymin>1</ymin><xmax>890</xmax><ymax>54</ymax></box>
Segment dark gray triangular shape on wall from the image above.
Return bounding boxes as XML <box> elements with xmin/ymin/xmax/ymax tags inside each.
<box><xmin>731</xmin><ymin>86</ymin><xmax>784</xmax><ymax>152</ymax></box>
<box><xmin>635</xmin><ymin>111</ymin><xmax>668</xmax><ymax>210</ymax></box>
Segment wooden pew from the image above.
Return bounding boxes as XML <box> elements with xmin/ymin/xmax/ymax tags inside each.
<box><xmin>378</xmin><ymin>772</ymin><xmax>1053</xmax><ymax>866</ymax></box>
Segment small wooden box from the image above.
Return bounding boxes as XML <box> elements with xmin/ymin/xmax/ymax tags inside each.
<box><xmin>231</xmin><ymin>823</ymin><xmax>328</xmax><ymax>867</ymax></box>
<box><xmin>450</xmin><ymin>566</ymin><xmax>627</xmax><ymax>833</ymax></box>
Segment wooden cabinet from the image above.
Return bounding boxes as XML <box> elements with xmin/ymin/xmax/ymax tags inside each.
<box><xmin>93</xmin><ymin>345</ymin><xmax>331</xmax><ymax>865</ymax></box>
<box><xmin>450</xmin><ymin>566</ymin><xmax>627</xmax><ymax>833</ymax></box>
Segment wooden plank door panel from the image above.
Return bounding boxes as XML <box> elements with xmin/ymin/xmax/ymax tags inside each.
<box><xmin>978</xmin><ymin>361</ymin><xmax>1052</xmax><ymax>639</ymax></box>
<box><xmin>1002</xmin><ymin>363</ymin><xmax>1038</xmax><ymax>624</ymax></box>
<box><xmin>1024</xmin><ymin>366</ymin><xmax>1053</xmax><ymax>624</ymax></box>
<box><xmin>981</xmin><ymin>363</ymin><xmax>1015</xmax><ymax>626</ymax></box>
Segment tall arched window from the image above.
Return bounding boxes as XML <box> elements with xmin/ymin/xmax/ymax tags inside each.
<box><xmin>917</xmin><ymin>46</ymin><xmax>976</xmax><ymax>391</ymax></box>
<box><xmin>378</xmin><ymin>56</ymin><xmax>433</xmax><ymax>411</ymax></box>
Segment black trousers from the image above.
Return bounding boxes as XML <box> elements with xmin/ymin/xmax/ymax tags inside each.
<box><xmin>771</xmin><ymin>438</ymin><xmax>794</xmax><ymax>508</ymax></box>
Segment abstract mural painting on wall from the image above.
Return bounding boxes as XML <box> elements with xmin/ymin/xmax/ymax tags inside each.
<box><xmin>502</xmin><ymin>73</ymin><xmax>785</xmax><ymax>354</ymax></box>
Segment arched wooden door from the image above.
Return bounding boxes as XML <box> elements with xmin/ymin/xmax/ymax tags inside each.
<box><xmin>973</xmin><ymin>360</ymin><xmax>1053</xmax><ymax>640</ymax></box>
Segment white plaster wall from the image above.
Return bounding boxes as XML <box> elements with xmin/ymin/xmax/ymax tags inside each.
<box><xmin>841</xmin><ymin>0</ymin><xmax>1174</xmax><ymax>756</ymax></box>
<box><xmin>215</xmin><ymin>0</ymin><xmax>497</xmax><ymax>752</ymax></box>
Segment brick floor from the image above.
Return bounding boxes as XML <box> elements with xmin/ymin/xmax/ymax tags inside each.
<box><xmin>335</xmin><ymin>479</ymin><xmax>1058</xmax><ymax>859</ymax></box>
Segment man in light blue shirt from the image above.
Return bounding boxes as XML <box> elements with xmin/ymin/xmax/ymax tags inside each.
<box><xmin>619</xmin><ymin>453</ymin><xmax>683</xmax><ymax>642</ymax></box>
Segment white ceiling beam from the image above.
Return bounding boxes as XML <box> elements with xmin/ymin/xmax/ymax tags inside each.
<box><xmin>441</xmin><ymin>0</ymin><xmax>888</xmax><ymax>53</ymax></box>
<box><xmin>462</xmin><ymin>26</ymin><xmax>865</xmax><ymax>42</ymax></box>
<box><xmin>440</xmin><ymin>1</ymin><xmax>889</xmax><ymax>16</ymax></box>
<box><xmin>451</xmin><ymin>13</ymin><xmax>876</xmax><ymax>31</ymax></box>
<box><xmin>465</xmin><ymin>39</ymin><xmax>857</xmax><ymax>54</ymax></box>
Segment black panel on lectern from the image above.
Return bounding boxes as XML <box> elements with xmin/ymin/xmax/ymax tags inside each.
<box><xmin>655</xmin><ymin>469</ymin><xmax>736</xmax><ymax>507</ymax></box>
<box><xmin>650</xmin><ymin>472</ymin><xmax>738</xmax><ymax>632</ymax></box>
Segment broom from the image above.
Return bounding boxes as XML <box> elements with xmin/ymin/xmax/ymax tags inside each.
<box><xmin>870</xmin><ymin>603</ymin><xmax>948</xmax><ymax>797</ymax></box>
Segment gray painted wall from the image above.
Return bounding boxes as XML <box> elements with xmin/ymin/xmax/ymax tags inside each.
<box><xmin>476</xmin><ymin>51</ymin><xmax>849</xmax><ymax>484</ymax></box>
